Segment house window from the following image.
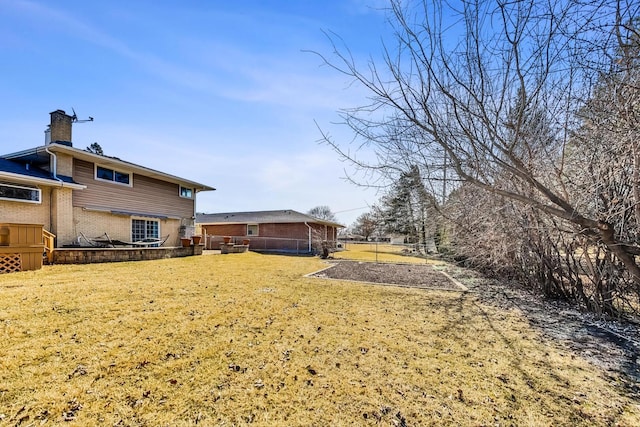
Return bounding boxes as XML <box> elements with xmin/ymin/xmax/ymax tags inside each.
<box><xmin>132</xmin><ymin>219</ymin><xmax>159</xmax><ymax>241</ymax></box>
<box><xmin>0</xmin><ymin>183</ymin><xmax>41</xmax><ymax>204</ymax></box>
<box><xmin>96</xmin><ymin>165</ymin><xmax>131</xmax><ymax>186</ymax></box>
<box><xmin>247</xmin><ymin>224</ymin><xmax>259</xmax><ymax>236</ymax></box>
<box><xmin>179</xmin><ymin>186</ymin><xmax>193</xmax><ymax>198</ymax></box>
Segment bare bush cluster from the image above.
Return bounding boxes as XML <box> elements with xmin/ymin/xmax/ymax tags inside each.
<box><xmin>318</xmin><ymin>0</ymin><xmax>640</xmax><ymax>319</ymax></box>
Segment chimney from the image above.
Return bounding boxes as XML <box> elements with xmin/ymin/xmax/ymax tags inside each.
<box><xmin>48</xmin><ymin>109</ymin><xmax>73</xmax><ymax>146</ymax></box>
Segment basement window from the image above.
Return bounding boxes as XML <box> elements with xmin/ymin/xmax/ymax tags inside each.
<box><xmin>96</xmin><ymin>165</ymin><xmax>131</xmax><ymax>186</ymax></box>
<box><xmin>247</xmin><ymin>224</ymin><xmax>259</xmax><ymax>236</ymax></box>
<box><xmin>0</xmin><ymin>183</ymin><xmax>41</xmax><ymax>204</ymax></box>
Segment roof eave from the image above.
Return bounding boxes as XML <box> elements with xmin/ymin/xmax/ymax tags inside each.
<box><xmin>197</xmin><ymin>219</ymin><xmax>344</xmax><ymax>227</ymax></box>
<box><xmin>0</xmin><ymin>171</ymin><xmax>86</xmax><ymax>190</ymax></box>
<box><xmin>38</xmin><ymin>143</ymin><xmax>215</xmax><ymax>191</ymax></box>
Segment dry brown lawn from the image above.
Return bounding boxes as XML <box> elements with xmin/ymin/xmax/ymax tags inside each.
<box><xmin>0</xmin><ymin>247</ymin><xmax>638</xmax><ymax>426</ymax></box>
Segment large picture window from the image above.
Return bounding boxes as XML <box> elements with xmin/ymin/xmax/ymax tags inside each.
<box><xmin>0</xmin><ymin>183</ymin><xmax>41</xmax><ymax>203</ymax></box>
<box><xmin>96</xmin><ymin>165</ymin><xmax>131</xmax><ymax>186</ymax></box>
<box><xmin>132</xmin><ymin>219</ymin><xmax>159</xmax><ymax>241</ymax></box>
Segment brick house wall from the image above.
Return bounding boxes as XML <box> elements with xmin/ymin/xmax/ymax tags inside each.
<box><xmin>1</xmin><ymin>110</ymin><xmax>213</xmax><ymax>250</ymax></box>
<box><xmin>67</xmin><ymin>158</ymin><xmax>197</xmax><ymax>247</ymax></box>
<box><xmin>202</xmin><ymin>224</ymin><xmax>246</xmax><ymax>237</ymax></box>
<box><xmin>51</xmin><ymin>187</ymin><xmax>74</xmax><ymax>246</ymax></box>
<box><xmin>0</xmin><ymin>185</ymin><xmax>78</xmax><ymax>248</ymax></box>
<box><xmin>73</xmin><ymin>207</ymin><xmax>182</xmax><ymax>247</ymax></box>
<box><xmin>1</xmin><ymin>187</ymin><xmax>52</xmax><ymax>229</ymax></box>
<box><xmin>202</xmin><ymin>222</ymin><xmax>339</xmax><ymax>253</ymax></box>
<box><xmin>1</xmin><ymin>186</ymin><xmax>185</xmax><ymax>248</ymax></box>
<box><xmin>55</xmin><ymin>152</ymin><xmax>73</xmax><ymax>177</ymax></box>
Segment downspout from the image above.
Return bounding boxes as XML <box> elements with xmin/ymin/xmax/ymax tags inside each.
<box><xmin>304</xmin><ymin>222</ymin><xmax>312</xmax><ymax>254</ymax></box>
<box><xmin>44</xmin><ymin>146</ymin><xmax>64</xmax><ymax>185</ymax></box>
<box><xmin>45</xmin><ymin>146</ymin><xmax>64</xmax><ymax>247</ymax></box>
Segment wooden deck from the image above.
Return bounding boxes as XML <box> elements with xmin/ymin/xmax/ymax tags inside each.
<box><xmin>0</xmin><ymin>223</ymin><xmax>45</xmax><ymax>272</ymax></box>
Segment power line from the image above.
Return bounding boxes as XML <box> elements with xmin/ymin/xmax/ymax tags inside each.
<box><xmin>334</xmin><ymin>206</ymin><xmax>370</xmax><ymax>214</ymax></box>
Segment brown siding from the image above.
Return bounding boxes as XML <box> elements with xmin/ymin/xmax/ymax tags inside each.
<box><xmin>72</xmin><ymin>159</ymin><xmax>194</xmax><ymax>218</ymax></box>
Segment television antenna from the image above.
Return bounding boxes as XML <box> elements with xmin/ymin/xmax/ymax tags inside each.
<box><xmin>71</xmin><ymin>107</ymin><xmax>94</xmax><ymax>123</ymax></box>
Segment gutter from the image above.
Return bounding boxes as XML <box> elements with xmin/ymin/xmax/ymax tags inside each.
<box><xmin>5</xmin><ymin>143</ymin><xmax>214</xmax><ymax>191</ymax></box>
<box><xmin>0</xmin><ymin>172</ymin><xmax>85</xmax><ymax>190</ymax></box>
<box><xmin>1</xmin><ymin>147</ymin><xmax>40</xmax><ymax>159</ymax></box>
<box><xmin>48</xmin><ymin>143</ymin><xmax>216</xmax><ymax>191</ymax></box>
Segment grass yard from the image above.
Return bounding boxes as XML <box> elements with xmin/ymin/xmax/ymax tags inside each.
<box><xmin>334</xmin><ymin>242</ymin><xmax>436</xmax><ymax>264</ymax></box>
<box><xmin>1</xmin><ymin>248</ymin><xmax>638</xmax><ymax>426</ymax></box>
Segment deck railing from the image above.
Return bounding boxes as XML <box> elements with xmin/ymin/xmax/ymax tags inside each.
<box><xmin>43</xmin><ymin>229</ymin><xmax>55</xmax><ymax>264</ymax></box>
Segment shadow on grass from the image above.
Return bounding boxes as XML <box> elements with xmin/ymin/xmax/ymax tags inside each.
<box><xmin>431</xmin><ymin>292</ymin><xmax>635</xmax><ymax>424</ymax></box>
<box><xmin>443</xmin><ymin>267</ymin><xmax>640</xmax><ymax>404</ymax></box>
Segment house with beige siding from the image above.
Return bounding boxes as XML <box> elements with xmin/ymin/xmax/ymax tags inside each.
<box><xmin>1</xmin><ymin>110</ymin><xmax>215</xmax><ymax>249</ymax></box>
<box><xmin>196</xmin><ymin>210</ymin><xmax>343</xmax><ymax>254</ymax></box>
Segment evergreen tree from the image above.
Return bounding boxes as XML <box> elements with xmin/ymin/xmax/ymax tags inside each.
<box><xmin>377</xmin><ymin>166</ymin><xmax>436</xmax><ymax>249</ymax></box>
<box><xmin>86</xmin><ymin>142</ymin><xmax>104</xmax><ymax>156</ymax></box>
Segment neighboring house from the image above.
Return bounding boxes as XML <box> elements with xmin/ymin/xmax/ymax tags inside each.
<box><xmin>1</xmin><ymin>110</ymin><xmax>215</xmax><ymax>248</ymax></box>
<box><xmin>196</xmin><ymin>209</ymin><xmax>344</xmax><ymax>254</ymax></box>
<box><xmin>389</xmin><ymin>234</ymin><xmax>406</xmax><ymax>245</ymax></box>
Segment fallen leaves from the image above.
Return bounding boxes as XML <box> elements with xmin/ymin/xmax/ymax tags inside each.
<box><xmin>67</xmin><ymin>364</ymin><xmax>88</xmax><ymax>379</ymax></box>
<box><xmin>62</xmin><ymin>399</ymin><xmax>82</xmax><ymax>421</ymax></box>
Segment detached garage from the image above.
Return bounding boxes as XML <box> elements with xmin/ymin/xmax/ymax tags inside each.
<box><xmin>196</xmin><ymin>210</ymin><xmax>343</xmax><ymax>254</ymax></box>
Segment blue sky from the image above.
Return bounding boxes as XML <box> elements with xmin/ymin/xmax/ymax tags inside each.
<box><xmin>0</xmin><ymin>0</ymin><xmax>393</xmax><ymax>226</ymax></box>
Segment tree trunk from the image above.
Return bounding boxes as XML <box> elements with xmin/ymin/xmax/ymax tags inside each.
<box><xmin>598</xmin><ymin>220</ymin><xmax>640</xmax><ymax>284</ymax></box>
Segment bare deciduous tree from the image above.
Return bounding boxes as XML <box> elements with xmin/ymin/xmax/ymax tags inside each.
<box><xmin>307</xmin><ymin>205</ymin><xmax>338</xmax><ymax>223</ymax></box>
<box><xmin>351</xmin><ymin>211</ymin><xmax>380</xmax><ymax>241</ymax></box>
<box><xmin>316</xmin><ymin>0</ymin><xmax>640</xmax><ymax>317</ymax></box>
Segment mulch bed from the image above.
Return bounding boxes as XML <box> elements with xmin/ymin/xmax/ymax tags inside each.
<box><xmin>310</xmin><ymin>260</ymin><xmax>464</xmax><ymax>291</ymax></box>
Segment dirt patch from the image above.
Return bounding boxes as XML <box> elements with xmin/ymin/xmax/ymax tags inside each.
<box><xmin>311</xmin><ymin>260</ymin><xmax>464</xmax><ymax>291</ymax></box>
